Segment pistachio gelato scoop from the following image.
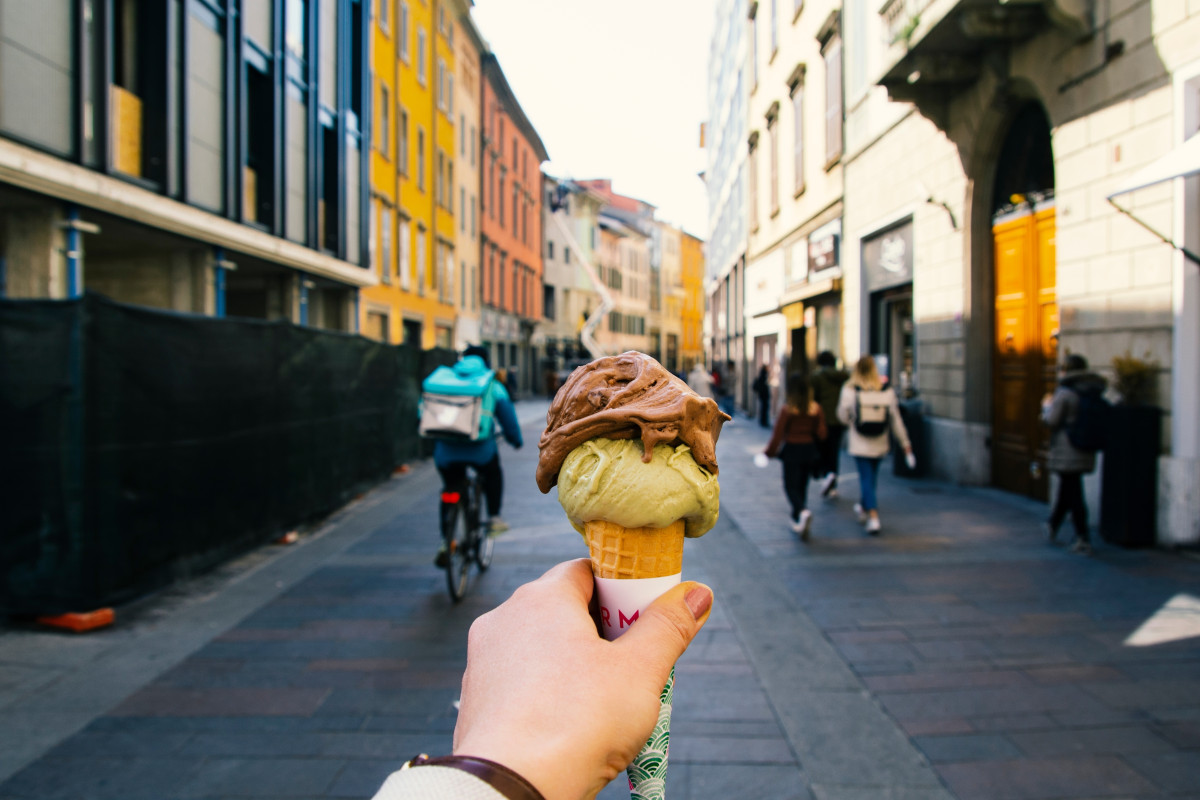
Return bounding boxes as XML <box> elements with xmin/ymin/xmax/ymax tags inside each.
<box><xmin>557</xmin><ymin>438</ymin><xmax>719</xmax><ymax>538</ymax></box>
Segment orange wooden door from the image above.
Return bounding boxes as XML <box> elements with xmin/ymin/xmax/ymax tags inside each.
<box><xmin>992</xmin><ymin>206</ymin><xmax>1056</xmax><ymax>500</ymax></box>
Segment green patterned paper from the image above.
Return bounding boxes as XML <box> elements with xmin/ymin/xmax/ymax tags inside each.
<box><xmin>627</xmin><ymin>666</ymin><xmax>674</xmax><ymax>800</ymax></box>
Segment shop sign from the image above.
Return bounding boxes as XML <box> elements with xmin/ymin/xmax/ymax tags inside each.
<box><xmin>863</xmin><ymin>220</ymin><xmax>913</xmax><ymax>291</ymax></box>
<box><xmin>808</xmin><ymin>218</ymin><xmax>842</xmax><ymax>274</ymax></box>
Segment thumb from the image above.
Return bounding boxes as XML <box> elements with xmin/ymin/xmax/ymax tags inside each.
<box><xmin>616</xmin><ymin>581</ymin><xmax>713</xmax><ymax>680</ymax></box>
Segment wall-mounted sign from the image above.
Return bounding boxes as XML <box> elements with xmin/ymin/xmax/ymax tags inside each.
<box><xmin>863</xmin><ymin>219</ymin><xmax>913</xmax><ymax>292</ymax></box>
<box><xmin>808</xmin><ymin>231</ymin><xmax>839</xmax><ymax>273</ymax></box>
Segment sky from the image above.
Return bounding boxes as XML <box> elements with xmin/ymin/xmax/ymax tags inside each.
<box><xmin>471</xmin><ymin>0</ymin><xmax>716</xmax><ymax>239</ymax></box>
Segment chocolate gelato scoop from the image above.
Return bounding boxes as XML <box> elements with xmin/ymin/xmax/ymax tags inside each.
<box><xmin>536</xmin><ymin>351</ymin><xmax>730</xmax><ymax>493</ymax></box>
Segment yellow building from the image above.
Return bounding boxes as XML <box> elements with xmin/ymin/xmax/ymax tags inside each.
<box><xmin>680</xmin><ymin>231</ymin><xmax>706</xmax><ymax>371</ymax></box>
<box><xmin>361</xmin><ymin>0</ymin><xmax>456</xmax><ymax>348</ymax></box>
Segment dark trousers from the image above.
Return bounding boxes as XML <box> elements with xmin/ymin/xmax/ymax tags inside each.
<box><xmin>818</xmin><ymin>424</ymin><xmax>847</xmax><ymax>484</ymax></box>
<box><xmin>757</xmin><ymin>394</ymin><xmax>770</xmax><ymax>427</ymax></box>
<box><xmin>781</xmin><ymin>443</ymin><xmax>817</xmax><ymax>521</ymax></box>
<box><xmin>438</xmin><ymin>454</ymin><xmax>504</xmax><ymax>517</ymax></box>
<box><xmin>1049</xmin><ymin>471</ymin><xmax>1089</xmax><ymax>542</ymax></box>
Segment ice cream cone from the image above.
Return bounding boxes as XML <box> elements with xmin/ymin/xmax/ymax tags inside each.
<box><xmin>584</xmin><ymin>519</ymin><xmax>685</xmax><ymax>580</ymax></box>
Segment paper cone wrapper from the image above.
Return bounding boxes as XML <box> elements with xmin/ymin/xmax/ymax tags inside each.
<box><xmin>584</xmin><ymin>520</ymin><xmax>685</xmax><ymax>641</ymax></box>
<box><xmin>583</xmin><ymin>519</ymin><xmax>683</xmax><ymax>799</ymax></box>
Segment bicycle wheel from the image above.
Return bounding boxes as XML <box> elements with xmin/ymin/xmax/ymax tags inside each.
<box><xmin>441</xmin><ymin>501</ymin><xmax>470</xmax><ymax>602</ymax></box>
<box><xmin>471</xmin><ymin>478</ymin><xmax>494</xmax><ymax>571</ymax></box>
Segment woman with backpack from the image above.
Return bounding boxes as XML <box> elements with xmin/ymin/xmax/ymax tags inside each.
<box><xmin>1041</xmin><ymin>353</ymin><xmax>1108</xmax><ymax>555</ymax></box>
<box><xmin>836</xmin><ymin>356</ymin><xmax>913</xmax><ymax>535</ymax></box>
<box><xmin>763</xmin><ymin>372</ymin><xmax>827</xmax><ymax>540</ymax></box>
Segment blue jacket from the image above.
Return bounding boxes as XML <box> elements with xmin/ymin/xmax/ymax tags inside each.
<box><xmin>433</xmin><ymin>357</ymin><xmax>523</xmax><ymax>468</ymax></box>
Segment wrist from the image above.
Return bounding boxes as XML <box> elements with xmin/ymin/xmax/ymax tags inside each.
<box><xmin>405</xmin><ymin>754</ymin><xmax>546</xmax><ymax>800</ymax></box>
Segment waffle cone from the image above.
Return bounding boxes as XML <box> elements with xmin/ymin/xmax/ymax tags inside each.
<box><xmin>583</xmin><ymin>519</ymin><xmax>685</xmax><ymax>580</ymax></box>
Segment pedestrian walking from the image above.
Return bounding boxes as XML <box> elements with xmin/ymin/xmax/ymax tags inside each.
<box><xmin>1041</xmin><ymin>353</ymin><xmax>1108</xmax><ymax>555</ymax></box>
<box><xmin>763</xmin><ymin>372</ymin><xmax>827</xmax><ymax>540</ymax></box>
<box><xmin>687</xmin><ymin>362</ymin><xmax>715</xmax><ymax>398</ymax></box>
<box><xmin>811</xmin><ymin>351</ymin><xmax>850</xmax><ymax>498</ymax></box>
<box><xmin>752</xmin><ymin>365</ymin><xmax>771</xmax><ymax>428</ymax></box>
<box><xmin>837</xmin><ymin>355</ymin><xmax>913</xmax><ymax>535</ymax></box>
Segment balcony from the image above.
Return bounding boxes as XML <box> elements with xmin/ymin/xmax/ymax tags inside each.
<box><xmin>877</xmin><ymin>0</ymin><xmax>1092</xmax><ymax>115</ymax></box>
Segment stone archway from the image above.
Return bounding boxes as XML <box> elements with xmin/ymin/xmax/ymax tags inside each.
<box><xmin>985</xmin><ymin>102</ymin><xmax>1058</xmax><ymax>500</ymax></box>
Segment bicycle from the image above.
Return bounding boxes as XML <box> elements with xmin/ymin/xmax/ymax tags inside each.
<box><xmin>439</xmin><ymin>464</ymin><xmax>494</xmax><ymax>602</ymax></box>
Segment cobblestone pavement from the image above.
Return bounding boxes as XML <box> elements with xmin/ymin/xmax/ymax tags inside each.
<box><xmin>1</xmin><ymin>401</ymin><xmax>1198</xmax><ymax>799</ymax></box>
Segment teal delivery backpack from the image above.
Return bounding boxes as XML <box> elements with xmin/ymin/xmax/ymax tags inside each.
<box><xmin>418</xmin><ymin>362</ymin><xmax>498</xmax><ymax>441</ymax></box>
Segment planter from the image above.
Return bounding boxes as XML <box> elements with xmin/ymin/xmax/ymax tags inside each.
<box><xmin>1100</xmin><ymin>404</ymin><xmax>1162</xmax><ymax>548</ymax></box>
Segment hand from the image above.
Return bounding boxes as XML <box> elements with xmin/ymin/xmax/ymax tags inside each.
<box><xmin>754</xmin><ymin>453</ymin><xmax>770</xmax><ymax>469</ymax></box>
<box><xmin>453</xmin><ymin>559</ymin><xmax>714</xmax><ymax>800</ymax></box>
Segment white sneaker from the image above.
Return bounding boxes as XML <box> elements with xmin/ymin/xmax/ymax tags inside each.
<box><xmin>865</xmin><ymin>516</ymin><xmax>881</xmax><ymax>535</ymax></box>
<box><xmin>488</xmin><ymin>516</ymin><xmax>510</xmax><ymax>535</ymax></box>
<box><xmin>820</xmin><ymin>473</ymin><xmax>837</xmax><ymax>497</ymax></box>
<box><xmin>798</xmin><ymin>510</ymin><xmax>812</xmax><ymax>541</ymax></box>
<box><xmin>854</xmin><ymin>503</ymin><xmax>867</xmax><ymax>523</ymax></box>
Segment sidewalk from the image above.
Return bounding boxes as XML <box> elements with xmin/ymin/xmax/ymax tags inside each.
<box><xmin>0</xmin><ymin>401</ymin><xmax>1197</xmax><ymax>799</ymax></box>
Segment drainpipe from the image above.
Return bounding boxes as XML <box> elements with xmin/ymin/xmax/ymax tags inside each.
<box><xmin>65</xmin><ymin>205</ymin><xmax>83</xmax><ymax>299</ymax></box>
<box><xmin>213</xmin><ymin>247</ymin><xmax>237</xmax><ymax>317</ymax></box>
<box><xmin>299</xmin><ymin>278</ymin><xmax>312</xmax><ymax>326</ymax></box>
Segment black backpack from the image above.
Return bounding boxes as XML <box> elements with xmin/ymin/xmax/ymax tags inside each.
<box><xmin>1066</xmin><ymin>388</ymin><xmax>1111</xmax><ymax>452</ymax></box>
<box><xmin>853</xmin><ymin>387</ymin><xmax>891</xmax><ymax>437</ymax></box>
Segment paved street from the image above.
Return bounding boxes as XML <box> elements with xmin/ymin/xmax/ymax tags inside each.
<box><xmin>1</xmin><ymin>400</ymin><xmax>1199</xmax><ymax>799</ymax></box>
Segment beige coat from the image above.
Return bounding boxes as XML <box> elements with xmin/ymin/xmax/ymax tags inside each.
<box><xmin>836</xmin><ymin>383</ymin><xmax>911</xmax><ymax>458</ymax></box>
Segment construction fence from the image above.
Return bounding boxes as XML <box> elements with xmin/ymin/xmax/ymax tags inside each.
<box><xmin>0</xmin><ymin>293</ymin><xmax>454</xmax><ymax>615</ymax></box>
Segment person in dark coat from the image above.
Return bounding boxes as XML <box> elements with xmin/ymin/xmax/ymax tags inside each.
<box><xmin>1041</xmin><ymin>353</ymin><xmax>1108</xmax><ymax>555</ymax></box>
<box><xmin>752</xmin><ymin>365</ymin><xmax>771</xmax><ymax>428</ymax></box>
<box><xmin>763</xmin><ymin>372</ymin><xmax>827</xmax><ymax>540</ymax></box>
<box><xmin>810</xmin><ymin>351</ymin><xmax>850</xmax><ymax>498</ymax></box>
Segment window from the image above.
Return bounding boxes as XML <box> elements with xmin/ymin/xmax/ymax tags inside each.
<box><xmin>460</xmin><ymin>114</ymin><xmax>466</xmax><ymax>156</ymax></box>
<box><xmin>417</xmin><ymin>127</ymin><xmax>426</xmax><ymax>190</ymax></box>
<box><xmin>448</xmin><ymin>161</ymin><xmax>454</xmax><ymax>211</ymax></box>
<box><xmin>381</xmin><ymin>206</ymin><xmax>392</xmax><ymax>283</ymax></box>
<box><xmin>471</xmin><ymin>193</ymin><xmax>476</xmax><ymax>236</ymax></box>
<box><xmin>460</xmin><ymin>187</ymin><xmax>466</xmax><ymax>230</ymax></box>
<box><xmin>398</xmin><ymin>107</ymin><xmax>408</xmax><ymax>175</ymax></box>
<box><xmin>512</xmin><ymin>184</ymin><xmax>519</xmax><ymax>236</ymax></box>
<box><xmin>379</xmin><ymin>0</ymin><xmax>389</xmax><ymax>32</ymax></box>
<box><xmin>544</xmin><ymin>286</ymin><xmax>555</xmax><ymax>320</ymax></box>
<box><xmin>448</xmin><ymin>74</ymin><xmax>454</xmax><ymax>115</ymax></box>
<box><xmin>399</xmin><ymin>1</ymin><xmax>410</xmax><ymax>61</ymax></box>
<box><xmin>499</xmin><ymin>175</ymin><xmax>505</xmax><ymax>225</ymax></box>
<box><xmin>436</xmin><ymin>149</ymin><xmax>444</xmax><ymax>205</ymax></box>
<box><xmin>417</xmin><ymin>28</ymin><xmax>426</xmax><ymax>85</ymax></box>
<box><xmin>770</xmin><ymin>0</ymin><xmax>778</xmax><ymax>55</ymax></box>
<box><xmin>819</xmin><ymin>13</ymin><xmax>843</xmax><ymax>165</ymax></box>
<box><xmin>416</xmin><ymin>225</ymin><xmax>426</xmax><ymax>296</ymax></box>
<box><xmin>399</xmin><ymin>216</ymin><xmax>411</xmax><ymax>289</ymax></box>
<box><xmin>749</xmin><ymin>131</ymin><xmax>760</xmax><ymax>229</ymax></box>
<box><xmin>471</xmin><ymin>124</ymin><xmax>476</xmax><ymax>166</ymax></box>
<box><xmin>379</xmin><ymin>83</ymin><xmax>391</xmax><ymax>158</ymax></box>
<box><xmin>789</xmin><ymin>65</ymin><xmax>806</xmax><ymax>194</ymax></box>
<box><xmin>767</xmin><ymin>103</ymin><xmax>779</xmax><ymax>215</ymax></box>
<box><xmin>547</xmin><ymin>240</ymin><xmax>554</xmax><ymax>260</ymax></box>
<box><xmin>748</xmin><ymin>2</ymin><xmax>758</xmax><ymax>91</ymax></box>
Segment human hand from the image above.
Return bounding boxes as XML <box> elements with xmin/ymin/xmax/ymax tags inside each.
<box><xmin>453</xmin><ymin>559</ymin><xmax>714</xmax><ymax>800</ymax></box>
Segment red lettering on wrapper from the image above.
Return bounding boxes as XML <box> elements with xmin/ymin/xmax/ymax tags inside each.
<box><xmin>601</xmin><ymin>607</ymin><xmax>611</xmax><ymax>628</ymax></box>
<box><xmin>619</xmin><ymin>609</ymin><xmax>640</xmax><ymax>628</ymax></box>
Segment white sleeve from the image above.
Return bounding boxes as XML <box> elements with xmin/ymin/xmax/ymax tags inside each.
<box><xmin>372</xmin><ymin>765</ymin><xmax>509</xmax><ymax>800</ymax></box>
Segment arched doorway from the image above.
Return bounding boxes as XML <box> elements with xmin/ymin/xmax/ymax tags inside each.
<box><xmin>991</xmin><ymin>104</ymin><xmax>1057</xmax><ymax>500</ymax></box>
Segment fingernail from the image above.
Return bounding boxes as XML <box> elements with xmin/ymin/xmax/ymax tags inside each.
<box><xmin>685</xmin><ymin>584</ymin><xmax>713</xmax><ymax>620</ymax></box>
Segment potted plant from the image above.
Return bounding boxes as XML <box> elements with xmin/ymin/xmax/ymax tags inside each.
<box><xmin>1100</xmin><ymin>351</ymin><xmax>1162</xmax><ymax>548</ymax></box>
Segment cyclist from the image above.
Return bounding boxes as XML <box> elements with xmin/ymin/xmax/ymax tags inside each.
<box><xmin>434</xmin><ymin>345</ymin><xmax>523</xmax><ymax>568</ymax></box>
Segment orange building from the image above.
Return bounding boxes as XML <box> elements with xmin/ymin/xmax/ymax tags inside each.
<box><xmin>480</xmin><ymin>53</ymin><xmax>548</xmax><ymax>395</ymax></box>
<box><xmin>681</xmin><ymin>231</ymin><xmax>706</xmax><ymax>370</ymax></box>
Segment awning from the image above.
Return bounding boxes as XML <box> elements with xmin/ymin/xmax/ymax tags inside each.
<box><xmin>1106</xmin><ymin>134</ymin><xmax>1200</xmax><ymax>266</ymax></box>
<box><xmin>1107</xmin><ymin>134</ymin><xmax>1200</xmax><ymax>198</ymax></box>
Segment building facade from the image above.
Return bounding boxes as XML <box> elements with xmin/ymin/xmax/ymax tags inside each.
<box><xmin>452</xmin><ymin>1</ymin><xmax>484</xmax><ymax>350</ymax></box>
<box><xmin>681</xmin><ymin>230</ymin><xmax>707</xmax><ymax>371</ymax></box>
<box><xmin>745</xmin><ymin>0</ymin><xmax>848</xmax><ymax>424</ymax></box>
<box><xmin>541</xmin><ymin>176</ymin><xmax>605</xmax><ymax>376</ymax></box>
<box><xmin>480</xmin><ymin>52</ymin><xmax>548</xmax><ymax>395</ymax></box>
<box><xmin>843</xmin><ymin>0</ymin><xmax>1200</xmax><ymax>544</ymax></box>
<box><xmin>1</xmin><ymin>0</ymin><xmax>374</xmax><ymax>323</ymax></box>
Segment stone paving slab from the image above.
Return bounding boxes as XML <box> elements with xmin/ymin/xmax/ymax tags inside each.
<box><xmin>1</xmin><ymin>401</ymin><xmax>1198</xmax><ymax>799</ymax></box>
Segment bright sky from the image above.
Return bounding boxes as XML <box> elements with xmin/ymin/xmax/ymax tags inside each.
<box><xmin>471</xmin><ymin>0</ymin><xmax>715</xmax><ymax>239</ymax></box>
